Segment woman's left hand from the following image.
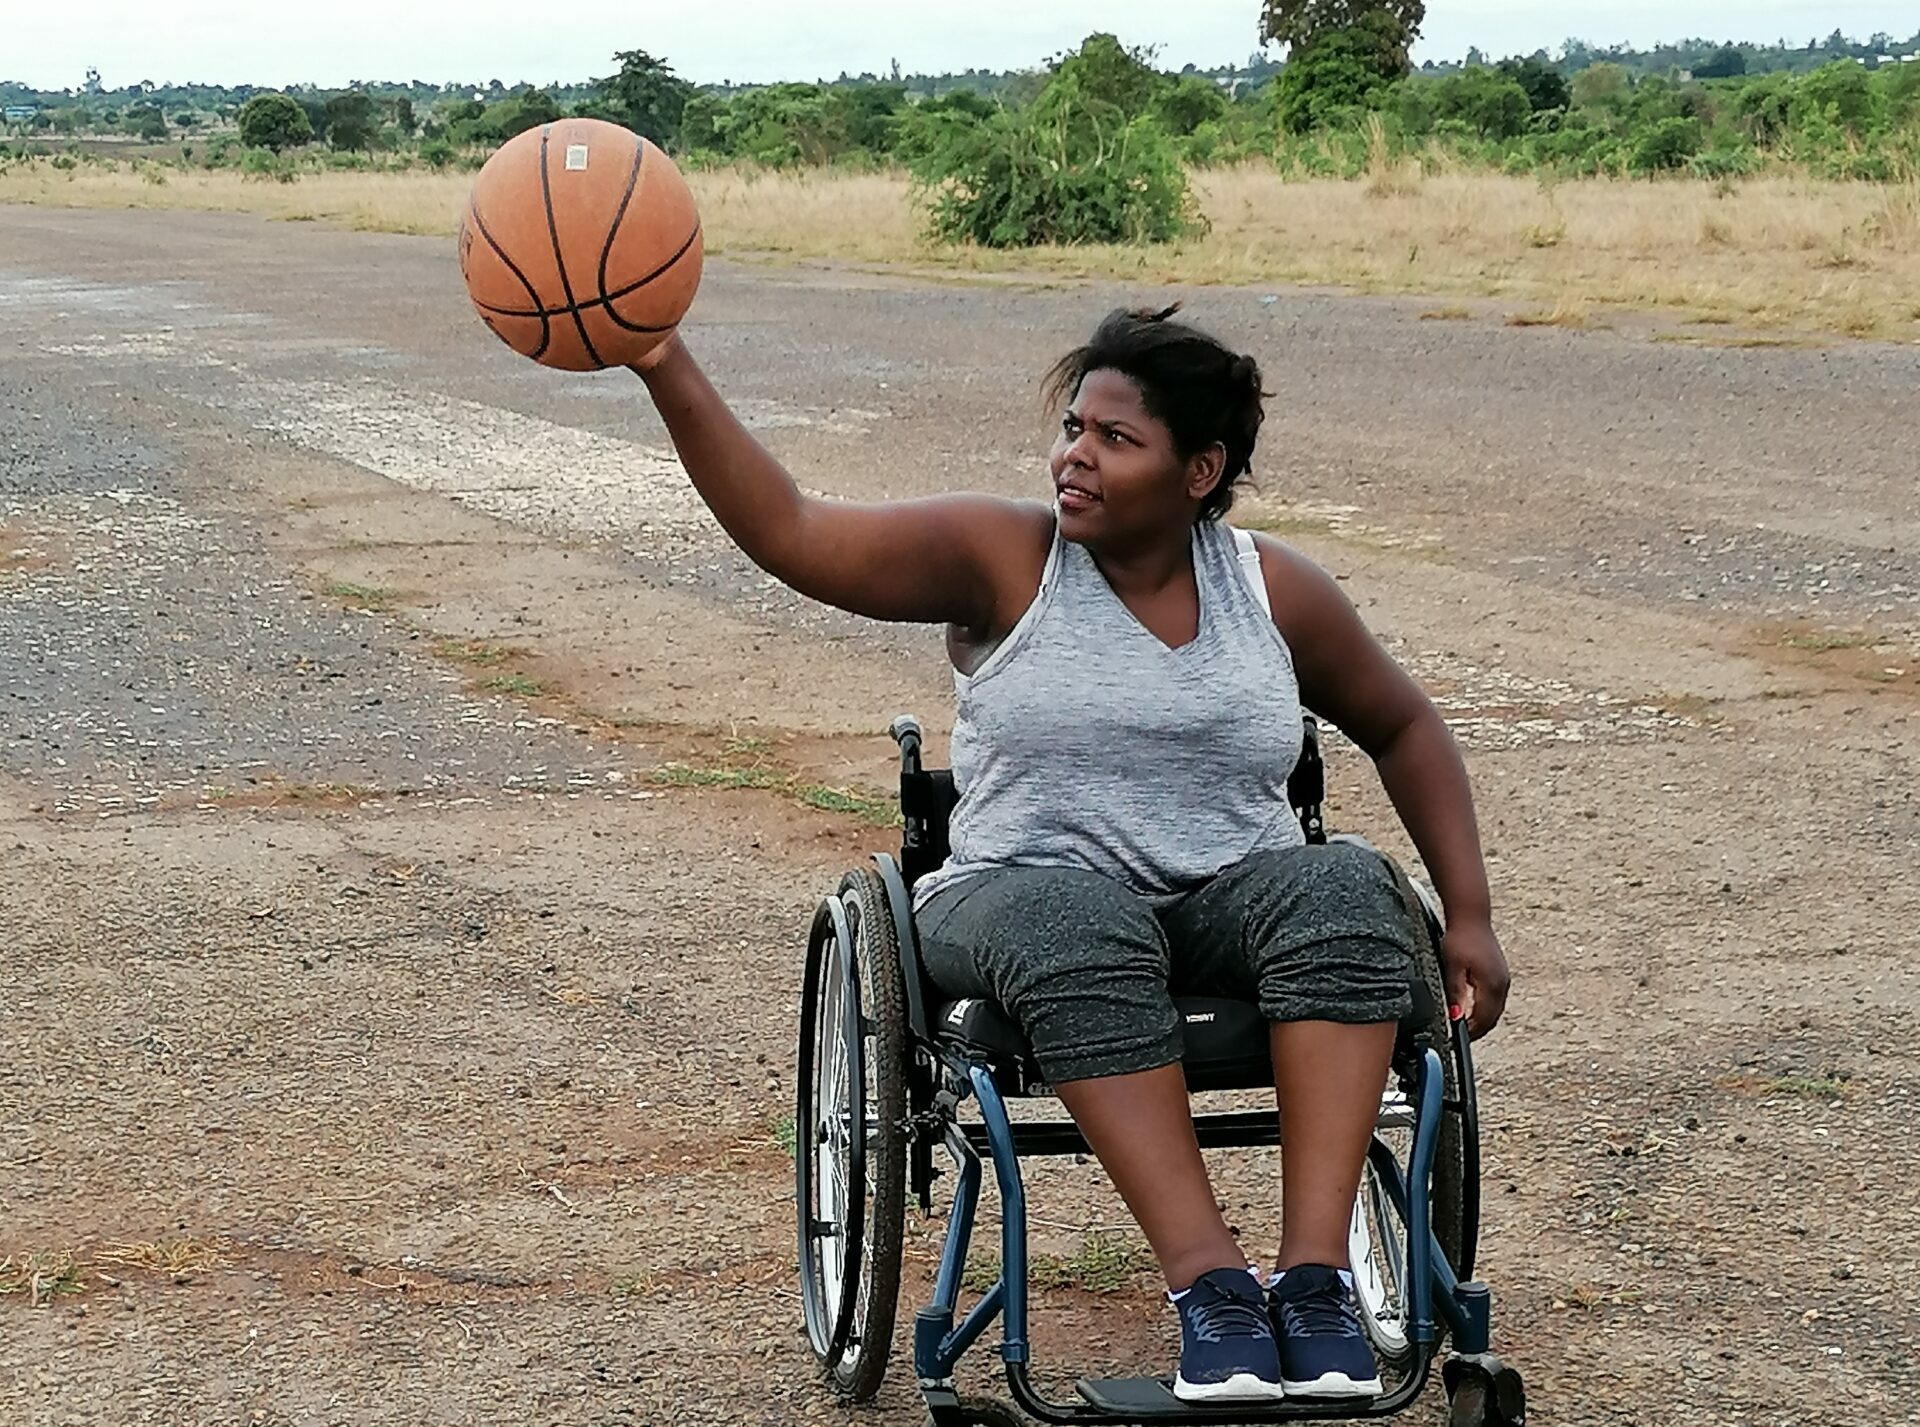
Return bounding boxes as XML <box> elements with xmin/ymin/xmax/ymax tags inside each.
<box><xmin>1440</xmin><ymin>919</ymin><xmax>1511</xmax><ymax>1039</ymax></box>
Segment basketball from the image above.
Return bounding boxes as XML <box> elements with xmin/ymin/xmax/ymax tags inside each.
<box><xmin>458</xmin><ymin>118</ymin><xmax>703</xmax><ymax>371</ymax></box>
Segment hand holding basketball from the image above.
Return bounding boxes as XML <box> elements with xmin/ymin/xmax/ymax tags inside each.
<box><xmin>459</xmin><ymin>118</ymin><xmax>702</xmax><ymax>371</ymax></box>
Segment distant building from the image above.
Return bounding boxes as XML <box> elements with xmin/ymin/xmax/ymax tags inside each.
<box><xmin>3</xmin><ymin>104</ymin><xmax>37</xmax><ymax>123</ymax></box>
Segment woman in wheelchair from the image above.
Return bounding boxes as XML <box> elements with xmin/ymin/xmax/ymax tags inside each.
<box><xmin>632</xmin><ymin>306</ymin><xmax>1511</xmax><ymax>1406</ymax></box>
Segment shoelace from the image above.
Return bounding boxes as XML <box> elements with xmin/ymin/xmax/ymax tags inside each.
<box><xmin>1276</xmin><ymin>1283</ymin><xmax>1364</xmax><ymax>1340</ymax></box>
<box><xmin>1185</xmin><ymin>1281</ymin><xmax>1274</xmax><ymax>1345</ymax></box>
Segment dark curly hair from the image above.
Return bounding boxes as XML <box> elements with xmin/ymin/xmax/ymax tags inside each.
<box><xmin>1044</xmin><ymin>304</ymin><xmax>1267</xmax><ymax>521</ymax></box>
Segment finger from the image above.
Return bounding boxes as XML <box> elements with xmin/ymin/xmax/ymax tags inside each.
<box><xmin>1442</xmin><ymin>957</ymin><xmax>1471</xmax><ymax>1026</ymax></box>
<box><xmin>1467</xmin><ymin>976</ymin><xmax>1509</xmax><ymax>1040</ymax></box>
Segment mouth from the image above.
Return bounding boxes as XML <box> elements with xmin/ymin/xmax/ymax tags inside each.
<box><xmin>1055</xmin><ymin>478</ymin><xmax>1101</xmax><ymax>511</ymax></box>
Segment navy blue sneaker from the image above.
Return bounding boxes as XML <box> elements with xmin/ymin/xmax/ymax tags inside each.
<box><xmin>1171</xmin><ymin>1267</ymin><xmax>1288</xmax><ymax>1403</ymax></box>
<box><xmin>1267</xmin><ymin>1265</ymin><xmax>1384</xmax><ymax>1398</ymax></box>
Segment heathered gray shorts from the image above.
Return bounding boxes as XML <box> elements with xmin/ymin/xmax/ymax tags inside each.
<box><xmin>914</xmin><ymin>841</ymin><xmax>1423</xmax><ymax>1085</ymax></box>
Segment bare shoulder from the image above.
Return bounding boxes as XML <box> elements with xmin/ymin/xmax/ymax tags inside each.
<box><xmin>951</xmin><ymin>495</ymin><xmax>1055</xmax><ymax>641</ymax></box>
<box><xmin>1242</xmin><ymin>530</ymin><xmax>1354</xmax><ymax>640</ymax></box>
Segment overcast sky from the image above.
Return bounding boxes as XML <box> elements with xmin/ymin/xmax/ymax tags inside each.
<box><xmin>12</xmin><ymin>2</ymin><xmax>1919</xmax><ymax>91</ymax></box>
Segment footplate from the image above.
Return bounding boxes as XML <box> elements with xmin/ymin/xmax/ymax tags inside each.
<box><xmin>1075</xmin><ymin>1378</ymin><xmax>1185</xmax><ymax>1414</ymax></box>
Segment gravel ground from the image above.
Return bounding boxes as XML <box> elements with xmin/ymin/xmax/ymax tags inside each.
<box><xmin>1</xmin><ymin>205</ymin><xmax>1916</xmax><ymax>1427</ymax></box>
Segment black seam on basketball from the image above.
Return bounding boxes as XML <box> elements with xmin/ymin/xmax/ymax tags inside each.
<box><xmin>597</xmin><ymin>140</ymin><xmax>647</xmax><ymax>308</ymax></box>
<box><xmin>466</xmin><ymin>200</ymin><xmax>551</xmax><ymax>361</ymax></box>
<box><xmin>539</xmin><ymin>125</ymin><xmax>606</xmax><ymax>370</ymax></box>
<box><xmin>603</xmin><ymin>221</ymin><xmax>701</xmax><ymax>311</ymax></box>
<box><xmin>601</xmin><ymin>223</ymin><xmax>701</xmax><ymax>332</ymax></box>
<box><xmin>468</xmin><ymin>222</ymin><xmax>701</xmax><ymax>326</ymax></box>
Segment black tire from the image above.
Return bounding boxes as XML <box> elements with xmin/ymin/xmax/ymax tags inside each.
<box><xmin>795</xmin><ymin>869</ymin><xmax>909</xmax><ymax>1402</ymax></box>
<box><xmin>1445</xmin><ymin>1357</ymin><xmax>1527</xmax><ymax>1427</ymax></box>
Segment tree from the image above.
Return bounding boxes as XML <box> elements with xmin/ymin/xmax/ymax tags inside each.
<box><xmin>1153</xmin><ymin>74</ymin><xmax>1230</xmax><ymax>134</ymax></box>
<box><xmin>391</xmin><ymin>96</ymin><xmax>417</xmax><ymax>137</ymax></box>
<box><xmin>1433</xmin><ymin>67</ymin><xmax>1532</xmax><ymax>137</ymax></box>
<box><xmin>472</xmin><ymin>88</ymin><xmax>559</xmax><ymax>143</ymax></box>
<box><xmin>1260</xmin><ymin>1</ymin><xmax>1426</xmax><ymax>73</ymax></box>
<box><xmin>325</xmin><ymin>92</ymin><xmax>376</xmax><ymax>150</ymax></box>
<box><xmin>1270</xmin><ymin>10</ymin><xmax>1406</xmax><ymax>131</ymax></box>
<box><xmin>129</xmin><ymin>104</ymin><xmax>168</xmax><ymax>141</ymax></box>
<box><xmin>298</xmin><ymin>95</ymin><xmax>330</xmax><ymax>143</ymax></box>
<box><xmin>1571</xmin><ymin>62</ymin><xmax>1629</xmax><ymax>109</ymax></box>
<box><xmin>594</xmin><ymin>49</ymin><xmax>692</xmax><ymax>148</ymax></box>
<box><xmin>1694</xmin><ymin>45</ymin><xmax>1747</xmax><ymax>79</ymax></box>
<box><xmin>1048</xmin><ymin>32</ymin><xmax>1165</xmax><ymax>119</ymax></box>
<box><xmin>237</xmin><ymin>92</ymin><xmax>312</xmax><ymax>152</ymax></box>
<box><xmin>1496</xmin><ymin>55</ymin><xmax>1570</xmax><ymax>111</ymax></box>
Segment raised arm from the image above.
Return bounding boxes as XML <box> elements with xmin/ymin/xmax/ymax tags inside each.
<box><xmin>632</xmin><ymin>336</ymin><xmax>1041</xmax><ymax>631</ymax></box>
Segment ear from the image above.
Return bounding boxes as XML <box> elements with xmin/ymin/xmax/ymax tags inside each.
<box><xmin>1185</xmin><ymin>442</ymin><xmax>1227</xmax><ymax>505</ymax></box>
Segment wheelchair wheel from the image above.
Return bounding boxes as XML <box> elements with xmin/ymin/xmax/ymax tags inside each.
<box><xmin>796</xmin><ymin>867</ymin><xmax>908</xmax><ymax>1401</ymax></box>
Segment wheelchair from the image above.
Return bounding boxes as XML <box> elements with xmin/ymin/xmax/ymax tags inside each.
<box><xmin>795</xmin><ymin>714</ymin><xmax>1526</xmax><ymax>1427</ymax></box>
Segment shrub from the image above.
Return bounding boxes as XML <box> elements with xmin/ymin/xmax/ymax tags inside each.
<box><xmin>907</xmin><ymin>38</ymin><xmax>1198</xmax><ymax>247</ymax></box>
<box><xmin>1632</xmin><ymin>116</ymin><xmax>1703</xmax><ymax>173</ymax></box>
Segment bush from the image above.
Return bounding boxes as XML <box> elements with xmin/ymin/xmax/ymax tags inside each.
<box><xmin>1793</xmin><ymin>61</ymin><xmax>1878</xmax><ymax>140</ymax></box>
<box><xmin>239</xmin><ymin>146</ymin><xmax>297</xmax><ymax>182</ymax></box>
<box><xmin>907</xmin><ymin>38</ymin><xmax>1198</xmax><ymax>247</ymax></box>
<box><xmin>1632</xmin><ymin>116</ymin><xmax>1703</xmax><ymax>173</ymax></box>
<box><xmin>1688</xmin><ymin>145</ymin><xmax>1760</xmax><ymax>179</ymax></box>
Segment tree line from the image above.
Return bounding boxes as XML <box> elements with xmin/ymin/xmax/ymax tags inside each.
<box><xmin>6</xmin><ymin>15</ymin><xmax>1918</xmax><ymax>249</ymax></box>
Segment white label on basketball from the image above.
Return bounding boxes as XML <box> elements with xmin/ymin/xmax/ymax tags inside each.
<box><xmin>565</xmin><ymin>144</ymin><xmax>589</xmax><ymax>171</ymax></box>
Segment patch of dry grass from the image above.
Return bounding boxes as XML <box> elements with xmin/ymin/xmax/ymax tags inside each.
<box><xmin>94</xmin><ymin>1237</ymin><xmax>230</xmax><ymax>1275</ymax></box>
<box><xmin>4</xmin><ymin>160</ymin><xmax>1917</xmax><ymax>339</ymax></box>
<box><xmin>1506</xmin><ymin>300</ymin><xmax>1593</xmax><ymax>330</ymax></box>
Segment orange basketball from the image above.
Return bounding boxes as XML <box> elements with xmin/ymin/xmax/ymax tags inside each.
<box><xmin>458</xmin><ymin>118</ymin><xmax>703</xmax><ymax>371</ymax></box>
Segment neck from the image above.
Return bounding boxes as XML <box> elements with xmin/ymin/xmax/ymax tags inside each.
<box><xmin>1086</xmin><ymin>523</ymin><xmax>1197</xmax><ymax>596</ymax></box>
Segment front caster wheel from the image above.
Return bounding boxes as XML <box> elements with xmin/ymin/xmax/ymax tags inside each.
<box><xmin>1445</xmin><ymin>1353</ymin><xmax>1526</xmax><ymax>1427</ymax></box>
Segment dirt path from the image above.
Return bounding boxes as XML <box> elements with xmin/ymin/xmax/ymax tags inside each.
<box><xmin>1</xmin><ymin>206</ymin><xmax>1916</xmax><ymax>1427</ymax></box>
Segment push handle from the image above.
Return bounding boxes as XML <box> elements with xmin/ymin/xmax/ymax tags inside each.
<box><xmin>889</xmin><ymin>714</ymin><xmax>924</xmax><ymax>775</ymax></box>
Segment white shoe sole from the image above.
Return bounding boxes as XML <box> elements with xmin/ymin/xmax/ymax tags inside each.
<box><xmin>1173</xmin><ymin>1371</ymin><xmax>1290</xmax><ymax>1403</ymax></box>
<box><xmin>1282</xmin><ymin>1371</ymin><xmax>1385</xmax><ymax>1398</ymax></box>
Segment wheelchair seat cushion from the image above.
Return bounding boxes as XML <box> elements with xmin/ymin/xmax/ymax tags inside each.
<box><xmin>934</xmin><ymin>965</ymin><xmax>1438</xmax><ymax>1097</ymax></box>
<box><xmin>936</xmin><ymin>995</ymin><xmax>1275</xmax><ymax>1095</ymax></box>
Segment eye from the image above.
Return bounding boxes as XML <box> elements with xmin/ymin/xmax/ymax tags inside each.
<box><xmin>1103</xmin><ymin>427</ymin><xmax>1132</xmax><ymax>447</ymax></box>
<box><xmin>1062</xmin><ymin>414</ymin><xmax>1084</xmax><ymax>437</ymax></box>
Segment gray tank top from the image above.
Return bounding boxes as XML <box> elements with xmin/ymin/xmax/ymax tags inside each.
<box><xmin>913</xmin><ymin>514</ymin><xmax>1305</xmax><ymax>910</ymax></box>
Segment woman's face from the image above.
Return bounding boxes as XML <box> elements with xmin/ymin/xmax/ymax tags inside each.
<box><xmin>1048</xmin><ymin>368</ymin><xmax>1220</xmax><ymax>547</ymax></box>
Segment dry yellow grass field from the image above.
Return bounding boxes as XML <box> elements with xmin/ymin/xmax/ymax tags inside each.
<box><xmin>3</xmin><ymin>159</ymin><xmax>1916</xmax><ymax>339</ymax></box>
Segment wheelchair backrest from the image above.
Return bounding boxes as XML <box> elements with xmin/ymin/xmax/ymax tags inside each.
<box><xmin>890</xmin><ymin>714</ymin><xmax>1328</xmax><ymax>889</ymax></box>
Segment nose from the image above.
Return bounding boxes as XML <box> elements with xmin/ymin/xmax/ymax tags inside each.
<box><xmin>1064</xmin><ymin>430</ymin><xmax>1097</xmax><ymax>468</ymax></box>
